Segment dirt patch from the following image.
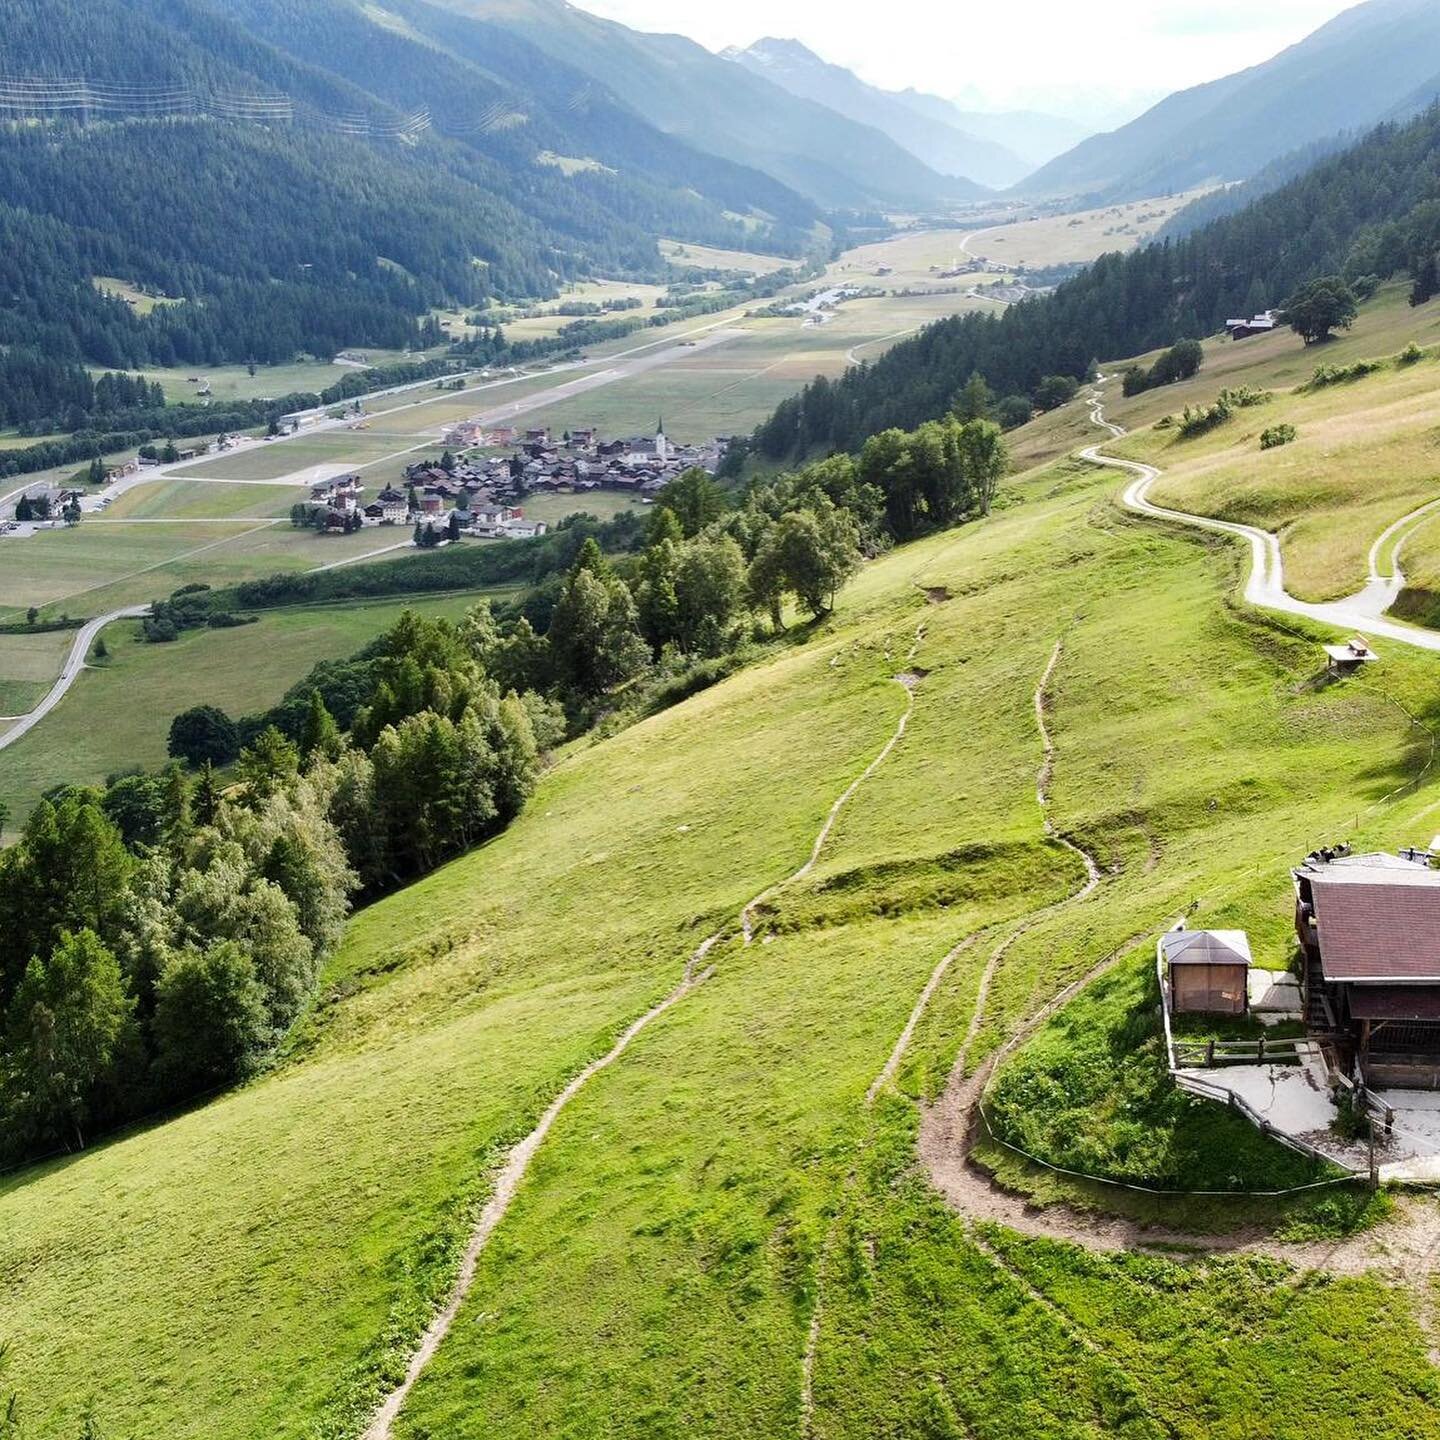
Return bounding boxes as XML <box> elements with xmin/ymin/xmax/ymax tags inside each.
<box><xmin>923</xmin><ymin>586</ymin><xmax>953</xmax><ymax>604</ymax></box>
<box><xmin>895</xmin><ymin>668</ymin><xmax>930</xmax><ymax>689</ymax></box>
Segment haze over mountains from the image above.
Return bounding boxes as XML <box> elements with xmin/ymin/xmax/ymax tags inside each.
<box><xmin>722</xmin><ymin>37</ymin><xmax>1079</xmax><ymax>189</ymax></box>
<box><xmin>1017</xmin><ymin>0</ymin><xmax>1440</xmax><ymax>201</ymax></box>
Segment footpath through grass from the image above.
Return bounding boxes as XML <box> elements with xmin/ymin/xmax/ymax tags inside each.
<box><xmin>4</xmin><ymin>447</ymin><xmax>1440</xmax><ymax>1438</ymax></box>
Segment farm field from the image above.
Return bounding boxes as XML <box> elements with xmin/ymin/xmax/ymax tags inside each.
<box><xmin>127</xmin><ymin>354</ymin><xmax>421</xmax><ymax>406</ymax></box>
<box><xmin>659</xmin><ymin>238</ymin><xmax>793</xmax><ymax>273</ymax></box>
<box><xmin>6</xmin><ymin>414</ymin><xmax>1440</xmax><ymax>1439</ymax></box>
<box><xmin>0</xmin><ymin>627</ymin><xmax>75</xmax><ymax>717</ymax></box>
<box><xmin>0</xmin><ymin>591</ymin><xmax>492</xmax><ymax>836</ymax></box>
<box><xmin>963</xmin><ymin>192</ymin><xmax>1202</xmax><ymax>268</ymax></box>
<box><xmin>517</xmin><ymin>489</ymin><xmax>645</xmax><ymax>526</ymax></box>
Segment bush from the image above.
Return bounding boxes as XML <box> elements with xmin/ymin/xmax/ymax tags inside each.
<box><xmin>1176</xmin><ymin>386</ymin><xmax>1271</xmax><ymax>439</ymax></box>
<box><xmin>167</xmin><ymin>704</ymin><xmax>240</xmax><ymax>767</ymax></box>
<box><xmin>1399</xmin><ymin>342</ymin><xmax>1426</xmax><ymax>366</ymax></box>
<box><xmin>1260</xmin><ymin>423</ymin><xmax>1297</xmax><ymax>450</ymax></box>
<box><xmin>1304</xmin><ymin>358</ymin><xmax>1383</xmax><ymax>389</ymax></box>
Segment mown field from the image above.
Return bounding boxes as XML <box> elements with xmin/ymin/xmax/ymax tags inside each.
<box><xmin>6</xmin><ymin>416</ymin><xmax>1440</xmax><ymax>1440</ymax></box>
<box><xmin>0</xmin><ymin>591</ymin><xmax>496</xmax><ymax>839</ymax></box>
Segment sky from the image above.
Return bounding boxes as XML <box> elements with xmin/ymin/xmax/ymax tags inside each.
<box><xmin>571</xmin><ymin>0</ymin><xmax>1363</xmax><ymax>125</ymax></box>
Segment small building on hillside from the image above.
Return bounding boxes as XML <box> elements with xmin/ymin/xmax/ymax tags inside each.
<box><xmin>1162</xmin><ymin>929</ymin><xmax>1252</xmax><ymax>1016</ymax></box>
<box><xmin>1296</xmin><ymin>848</ymin><xmax>1440</xmax><ymax>1087</ymax></box>
<box><xmin>1324</xmin><ymin>634</ymin><xmax>1379</xmax><ymax>677</ymax></box>
<box><xmin>1227</xmin><ymin>311</ymin><xmax>1278</xmax><ymax>340</ymax></box>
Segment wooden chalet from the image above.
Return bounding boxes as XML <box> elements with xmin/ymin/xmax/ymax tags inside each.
<box><xmin>1295</xmin><ymin>848</ymin><xmax>1440</xmax><ymax>1087</ymax></box>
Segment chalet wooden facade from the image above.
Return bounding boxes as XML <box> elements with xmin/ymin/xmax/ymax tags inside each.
<box><xmin>1295</xmin><ymin>848</ymin><xmax>1440</xmax><ymax>1087</ymax></box>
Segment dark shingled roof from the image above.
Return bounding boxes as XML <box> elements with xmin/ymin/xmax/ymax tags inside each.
<box><xmin>1160</xmin><ymin>930</ymin><xmax>1251</xmax><ymax>967</ymax></box>
<box><xmin>1311</xmin><ymin>864</ymin><xmax>1440</xmax><ymax>981</ymax></box>
<box><xmin>1347</xmin><ymin>986</ymin><xmax>1440</xmax><ymax>1022</ymax></box>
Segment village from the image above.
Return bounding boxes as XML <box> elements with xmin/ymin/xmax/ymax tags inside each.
<box><xmin>299</xmin><ymin>419</ymin><xmax>731</xmax><ymax>541</ymax></box>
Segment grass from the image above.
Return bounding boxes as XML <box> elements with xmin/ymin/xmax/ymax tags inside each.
<box><xmin>658</xmin><ymin>239</ymin><xmax>792</xmax><ymax>274</ymax></box>
<box><xmin>0</xmin><ymin>628</ymin><xmax>75</xmax><ymax>717</ymax></box>
<box><xmin>13</xmin><ymin>236</ymin><xmax>1440</xmax><ymax>1439</ymax></box>
<box><xmin>0</xmin><ymin>593</ymin><xmax>487</xmax><ymax>833</ymax></box>
<box><xmin>960</xmin><ymin>194</ymin><xmax>1201</xmax><ymax>270</ymax></box>
<box><xmin>7</xmin><ymin>426</ymin><xmax>1440</xmax><ymax>1438</ymax></box>
<box><xmin>984</xmin><ymin>954</ymin><xmax>1328</xmax><ymax>1191</ymax></box>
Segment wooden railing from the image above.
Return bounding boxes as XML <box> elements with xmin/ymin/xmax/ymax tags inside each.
<box><xmin>1172</xmin><ymin>1036</ymin><xmax>1303</xmax><ymax>1067</ymax></box>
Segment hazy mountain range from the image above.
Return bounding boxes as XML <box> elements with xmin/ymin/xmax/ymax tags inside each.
<box><xmin>1015</xmin><ymin>0</ymin><xmax>1440</xmax><ymax>201</ymax></box>
<box><xmin>722</xmin><ymin>37</ymin><xmax>1086</xmax><ymax>189</ymax></box>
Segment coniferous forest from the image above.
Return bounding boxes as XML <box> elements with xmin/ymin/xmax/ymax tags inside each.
<box><xmin>755</xmin><ymin>106</ymin><xmax>1440</xmax><ymax>458</ymax></box>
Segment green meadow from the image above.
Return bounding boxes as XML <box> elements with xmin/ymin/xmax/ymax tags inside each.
<box><xmin>6</xmin><ymin>423</ymin><xmax>1440</xmax><ymax>1438</ymax></box>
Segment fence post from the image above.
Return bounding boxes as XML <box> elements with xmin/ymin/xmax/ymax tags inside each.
<box><xmin>1206</xmin><ymin>1039</ymin><xmax>1215</xmax><ymax>1067</ymax></box>
<box><xmin>1257</xmin><ymin>1033</ymin><xmax>1266</xmax><ymax>1064</ymax></box>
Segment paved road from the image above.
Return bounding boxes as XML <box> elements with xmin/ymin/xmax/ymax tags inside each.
<box><xmin>0</xmin><ymin>606</ymin><xmax>151</xmax><ymax>753</ymax></box>
<box><xmin>1084</xmin><ymin>379</ymin><xmax>1440</xmax><ymax>654</ymax></box>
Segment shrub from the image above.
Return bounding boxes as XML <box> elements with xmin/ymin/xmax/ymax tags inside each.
<box><xmin>1304</xmin><ymin>358</ymin><xmax>1383</xmax><ymax>390</ymax></box>
<box><xmin>1399</xmin><ymin>341</ymin><xmax>1425</xmax><ymax>366</ymax></box>
<box><xmin>1177</xmin><ymin>386</ymin><xmax>1271</xmax><ymax>438</ymax></box>
<box><xmin>1260</xmin><ymin>423</ymin><xmax>1297</xmax><ymax>450</ymax></box>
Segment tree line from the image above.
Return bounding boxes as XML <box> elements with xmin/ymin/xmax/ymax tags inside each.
<box><xmin>754</xmin><ymin>104</ymin><xmax>1440</xmax><ymax>459</ymax></box>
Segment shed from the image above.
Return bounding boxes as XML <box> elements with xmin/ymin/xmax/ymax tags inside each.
<box><xmin>1162</xmin><ymin>929</ymin><xmax>1252</xmax><ymax>1015</ymax></box>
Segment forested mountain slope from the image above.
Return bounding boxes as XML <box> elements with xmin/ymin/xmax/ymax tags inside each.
<box><xmin>422</xmin><ymin>0</ymin><xmax>981</xmax><ymax>209</ymax></box>
<box><xmin>724</xmin><ymin>38</ymin><xmax>1027</xmax><ymax>189</ymax></box>
<box><xmin>1016</xmin><ymin>0</ymin><xmax>1440</xmax><ymax>202</ymax></box>
<box><xmin>0</xmin><ymin>0</ymin><xmax>816</xmax><ymax>371</ymax></box>
<box><xmin>757</xmin><ymin>104</ymin><xmax>1440</xmax><ymax>457</ymax></box>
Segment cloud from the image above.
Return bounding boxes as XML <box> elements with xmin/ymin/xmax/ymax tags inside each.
<box><xmin>572</xmin><ymin>0</ymin><xmax>1358</xmax><ymax>113</ymax></box>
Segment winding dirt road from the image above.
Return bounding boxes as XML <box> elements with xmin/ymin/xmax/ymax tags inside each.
<box><xmin>1085</xmin><ymin>380</ymin><xmax>1440</xmax><ymax>653</ymax></box>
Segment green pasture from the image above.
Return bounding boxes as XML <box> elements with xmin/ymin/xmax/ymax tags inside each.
<box><xmin>6</xmin><ymin>422</ymin><xmax>1440</xmax><ymax>1439</ymax></box>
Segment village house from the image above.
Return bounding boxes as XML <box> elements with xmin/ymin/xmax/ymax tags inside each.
<box><xmin>374</xmin><ymin>486</ymin><xmax>408</xmax><ymax>523</ymax></box>
<box><xmin>1295</xmin><ymin>847</ymin><xmax>1440</xmax><ymax>1088</ymax></box>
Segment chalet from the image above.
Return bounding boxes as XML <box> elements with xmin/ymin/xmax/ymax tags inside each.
<box><xmin>524</xmin><ymin>427</ymin><xmax>550</xmax><ymax>445</ymax></box>
<box><xmin>1296</xmin><ymin>848</ymin><xmax>1440</xmax><ymax>1087</ymax></box>
<box><xmin>374</xmin><ymin>486</ymin><xmax>408</xmax><ymax>524</ymax></box>
<box><xmin>1227</xmin><ymin>311</ymin><xmax>1278</xmax><ymax>340</ymax></box>
<box><xmin>1161</xmin><ymin>929</ymin><xmax>1251</xmax><ymax>1016</ymax></box>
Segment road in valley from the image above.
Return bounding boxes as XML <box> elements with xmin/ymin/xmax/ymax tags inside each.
<box><xmin>0</xmin><ymin>606</ymin><xmax>150</xmax><ymax>753</ymax></box>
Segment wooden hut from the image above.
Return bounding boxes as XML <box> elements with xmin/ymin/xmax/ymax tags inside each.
<box><xmin>1162</xmin><ymin>929</ymin><xmax>1252</xmax><ymax>1016</ymax></box>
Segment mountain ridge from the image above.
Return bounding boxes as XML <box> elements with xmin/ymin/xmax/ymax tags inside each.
<box><xmin>1016</xmin><ymin>0</ymin><xmax>1440</xmax><ymax>201</ymax></box>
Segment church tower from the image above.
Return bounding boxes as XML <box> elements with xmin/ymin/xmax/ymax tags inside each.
<box><xmin>655</xmin><ymin>416</ymin><xmax>669</xmax><ymax>463</ymax></box>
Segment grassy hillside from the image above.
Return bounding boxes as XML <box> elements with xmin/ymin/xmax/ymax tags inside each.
<box><xmin>6</xmin><ymin>404</ymin><xmax>1440</xmax><ymax>1437</ymax></box>
<box><xmin>1044</xmin><ymin>284</ymin><xmax>1440</xmax><ymax>604</ymax></box>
